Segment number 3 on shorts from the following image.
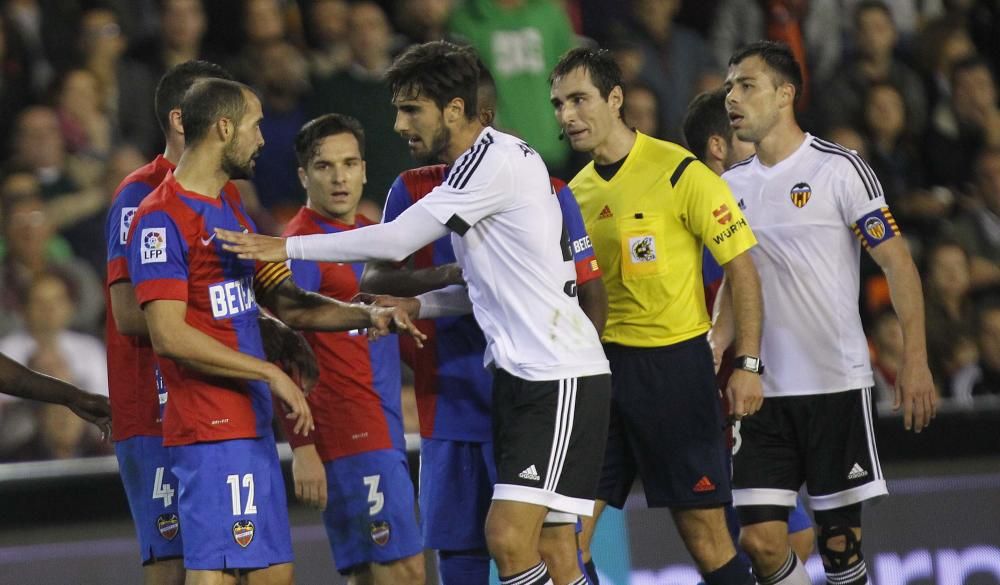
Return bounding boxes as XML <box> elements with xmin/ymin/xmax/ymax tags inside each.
<box><xmin>363</xmin><ymin>474</ymin><xmax>384</xmax><ymax>516</ymax></box>
<box><xmin>152</xmin><ymin>466</ymin><xmax>175</xmax><ymax>507</ymax></box>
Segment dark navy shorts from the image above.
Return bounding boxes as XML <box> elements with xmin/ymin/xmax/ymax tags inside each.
<box><xmin>599</xmin><ymin>336</ymin><xmax>732</xmax><ymax>509</ymax></box>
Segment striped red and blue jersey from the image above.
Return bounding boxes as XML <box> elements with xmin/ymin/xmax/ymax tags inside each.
<box><xmin>105</xmin><ymin>155</ymin><xmax>173</xmax><ymax>441</ymax></box>
<box><xmin>126</xmin><ymin>171</ymin><xmax>273</xmax><ymax>446</ymax></box>
<box><xmin>383</xmin><ymin>165</ymin><xmax>602</xmax><ymax>441</ymax></box>
<box><xmin>282</xmin><ymin>207</ymin><xmax>404</xmax><ymax>461</ymax></box>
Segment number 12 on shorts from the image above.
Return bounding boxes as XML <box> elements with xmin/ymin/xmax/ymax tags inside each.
<box><xmin>227</xmin><ymin>473</ymin><xmax>258</xmax><ymax>515</ymax></box>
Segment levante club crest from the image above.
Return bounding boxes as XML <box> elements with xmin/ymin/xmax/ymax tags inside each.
<box><xmin>233</xmin><ymin>520</ymin><xmax>255</xmax><ymax>548</ymax></box>
<box><xmin>157</xmin><ymin>513</ymin><xmax>179</xmax><ymax>541</ymax></box>
<box><xmin>790</xmin><ymin>182</ymin><xmax>812</xmax><ymax>208</ymax></box>
<box><xmin>370</xmin><ymin>520</ymin><xmax>391</xmax><ymax>546</ymax></box>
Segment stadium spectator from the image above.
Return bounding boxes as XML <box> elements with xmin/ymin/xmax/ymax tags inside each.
<box><xmin>617</xmin><ymin>0</ymin><xmax>721</xmax><ymax>140</ymax></box>
<box><xmin>133</xmin><ymin>0</ymin><xmax>209</xmax><ymax>81</ymax></box>
<box><xmin>249</xmin><ymin>40</ymin><xmax>311</xmax><ymax>217</ymax></box>
<box><xmin>821</xmin><ymin>1</ymin><xmax>927</xmax><ymax>136</ymax></box>
<box><xmin>624</xmin><ymin>81</ymin><xmax>661</xmax><ymax>138</ymax></box>
<box><xmin>0</xmin><ymin>179</ymin><xmax>103</xmax><ymax>336</ymax></box>
<box><xmin>9</xmin><ymin>106</ymin><xmax>106</xmax><ymax>271</ymax></box>
<box><xmin>924</xmin><ymin>239</ymin><xmax>979</xmax><ymax>393</ymax></box>
<box><xmin>307</xmin><ymin>1</ymin><xmax>409</xmax><ymax>206</ymax></box>
<box><xmin>840</xmin><ymin>0</ymin><xmax>944</xmax><ymax>43</ymax></box>
<box><xmin>0</xmin><ymin>273</ymin><xmax>108</xmax><ymax>461</ymax></box>
<box><xmin>951</xmin><ymin>303</ymin><xmax>1000</xmax><ymax>404</ymax></box>
<box><xmin>870</xmin><ymin>308</ymin><xmax>906</xmax><ymax>408</ymax></box>
<box><xmin>924</xmin><ymin>55</ymin><xmax>1000</xmax><ymax>192</ymax></box>
<box><xmin>78</xmin><ymin>6</ymin><xmax>158</xmax><ymax>156</ymax></box>
<box><xmin>54</xmin><ymin>68</ymin><xmax>114</xmax><ymax>161</ymax></box>
<box><xmin>950</xmin><ymin>148</ymin><xmax>1000</xmax><ymax>287</ymax></box>
<box><xmin>304</xmin><ymin>0</ymin><xmax>351</xmax><ymax>77</ymax></box>
<box><xmin>0</xmin><ymin>14</ymin><xmax>33</xmax><ymax>159</ymax></box>
<box><xmin>710</xmin><ymin>0</ymin><xmax>843</xmax><ymax>104</ymax></box>
<box><xmin>450</xmin><ymin>0</ymin><xmax>577</xmax><ymax>174</ymax></box>
<box><xmin>396</xmin><ymin>0</ymin><xmax>459</xmax><ymax>46</ymax></box>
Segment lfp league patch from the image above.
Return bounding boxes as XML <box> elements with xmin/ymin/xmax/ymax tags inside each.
<box><xmin>853</xmin><ymin>207</ymin><xmax>899</xmax><ymax>249</ymax></box>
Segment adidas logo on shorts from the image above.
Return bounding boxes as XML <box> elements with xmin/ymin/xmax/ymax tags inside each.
<box><xmin>848</xmin><ymin>463</ymin><xmax>869</xmax><ymax>480</ymax></box>
<box><xmin>518</xmin><ymin>465</ymin><xmax>540</xmax><ymax>481</ymax></box>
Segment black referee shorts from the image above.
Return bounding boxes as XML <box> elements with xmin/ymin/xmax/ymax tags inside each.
<box><xmin>599</xmin><ymin>335</ymin><xmax>732</xmax><ymax>509</ymax></box>
<box><xmin>491</xmin><ymin>369</ymin><xmax>611</xmax><ymax>517</ymax></box>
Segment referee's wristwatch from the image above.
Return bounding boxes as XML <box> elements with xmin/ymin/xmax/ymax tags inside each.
<box><xmin>734</xmin><ymin>355</ymin><xmax>764</xmax><ymax>375</ymax></box>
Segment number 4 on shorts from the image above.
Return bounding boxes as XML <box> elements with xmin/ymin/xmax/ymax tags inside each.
<box><xmin>152</xmin><ymin>466</ymin><xmax>175</xmax><ymax>508</ymax></box>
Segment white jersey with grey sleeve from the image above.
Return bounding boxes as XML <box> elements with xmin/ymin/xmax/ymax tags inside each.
<box><xmin>723</xmin><ymin>134</ymin><xmax>898</xmax><ymax>397</ymax></box>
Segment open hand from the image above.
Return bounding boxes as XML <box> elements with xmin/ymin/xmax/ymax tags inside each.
<box><xmin>368</xmin><ymin>304</ymin><xmax>426</xmax><ymax>348</ymax></box>
<box><xmin>67</xmin><ymin>391</ymin><xmax>112</xmax><ymax>441</ymax></box>
<box><xmin>894</xmin><ymin>358</ymin><xmax>936</xmax><ymax>432</ymax></box>
<box><xmin>215</xmin><ymin>228</ymin><xmax>288</xmax><ymax>262</ymax></box>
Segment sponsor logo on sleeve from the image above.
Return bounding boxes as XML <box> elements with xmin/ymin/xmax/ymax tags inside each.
<box><xmin>712</xmin><ymin>204</ymin><xmax>732</xmax><ymax>225</ymax></box>
<box><xmin>208</xmin><ymin>275</ymin><xmax>257</xmax><ymax>319</ymax></box>
<box><xmin>629</xmin><ymin>236</ymin><xmax>657</xmax><ymax>263</ymax></box>
<box><xmin>233</xmin><ymin>520</ymin><xmax>255</xmax><ymax>547</ymax></box>
<box><xmin>711</xmin><ymin>217</ymin><xmax>749</xmax><ymax>245</ymax></box>
<box><xmin>790</xmin><ymin>182</ymin><xmax>812</xmax><ymax>208</ymax></box>
<box><xmin>120</xmin><ymin>207</ymin><xmax>137</xmax><ymax>244</ymax></box>
<box><xmin>141</xmin><ymin>228</ymin><xmax>167</xmax><ymax>264</ymax></box>
<box><xmin>572</xmin><ymin>234</ymin><xmax>592</xmax><ymax>254</ymax></box>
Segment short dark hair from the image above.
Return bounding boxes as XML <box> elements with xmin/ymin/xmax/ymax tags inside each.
<box><xmin>385</xmin><ymin>41</ymin><xmax>479</xmax><ymax>120</ymax></box>
<box><xmin>950</xmin><ymin>54</ymin><xmax>994</xmax><ymax>86</ymax></box>
<box><xmin>550</xmin><ymin>47</ymin><xmax>624</xmax><ymax>102</ymax></box>
<box><xmin>295</xmin><ymin>113</ymin><xmax>366</xmax><ymax>168</ymax></box>
<box><xmin>853</xmin><ymin>0</ymin><xmax>893</xmax><ymax>28</ymax></box>
<box><xmin>155</xmin><ymin>60</ymin><xmax>233</xmax><ymax>135</ymax></box>
<box><xmin>682</xmin><ymin>88</ymin><xmax>731</xmax><ymax>161</ymax></box>
<box><xmin>729</xmin><ymin>41</ymin><xmax>804</xmax><ymax>105</ymax></box>
<box><xmin>180</xmin><ymin>78</ymin><xmax>251</xmax><ymax>145</ymax></box>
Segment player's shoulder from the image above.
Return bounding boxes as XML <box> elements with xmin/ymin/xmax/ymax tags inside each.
<box><xmin>281</xmin><ymin>207</ymin><xmax>322</xmax><ymax>237</ymax></box>
<box><xmin>806</xmin><ymin>135</ymin><xmax>869</xmax><ymax>171</ymax></box>
<box><xmin>398</xmin><ymin>164</ymin><xmax>448</xmax><ymax>198</ymax></box>
<box><xmin>112</xmin><ymin>158</ymin><xmax>168</xmax><ymax>203</ymax></box>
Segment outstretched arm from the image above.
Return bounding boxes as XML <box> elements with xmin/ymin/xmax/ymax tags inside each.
<box><xmin>359</xmin><ymin>261</ymin><xmax>465</xmax><ymax>297</ymax></box>
<box><xmin>216</xmin><ymin>204</ymin><xmax>449</xmax><ymax>264</ymax></box>
<box><xmin>0</xmin><ymin>352</ymin><xmax>111</xmax><ymax>437</ymax></box>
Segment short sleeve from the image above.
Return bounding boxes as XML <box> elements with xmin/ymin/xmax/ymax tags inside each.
<box><xmin>383</xmin><ymin>175</ymin><xmax>414</xmax><ymax>224</ymax></box>
<box><xmin>106</xmin><ymin>183</ymin><xmax>153</xmax><ymax>285</ymax></box>
<box><xmin>127</xmin><ymin>210</ymin><xmax>190</xmax><ymax>305</ymax></box>
<box><xmin>834</xmin><ymin>151</ymin><xmax>901</xmax><ymax>251</ymax></box>
<box><xmin>554</xmin><ymin>181</ymin><xmax>602</xmax><ymax>284</ymax></box>
<box><xmin>677</xmin><ymin>158</ymin><xmax>757</xmax><ymax>265</ymax></box>
<box><xmin>419</xmin><ymin>143</ymin><xmax>511</xmax><ymax>236</ymax></box>
<box><xmin>289</xmin><ymin>259</ymin><xmax>322</xmax><ymax>293</ymax></box>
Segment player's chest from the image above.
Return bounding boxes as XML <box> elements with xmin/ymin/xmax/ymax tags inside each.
<box><xmin>733</xmin><ymin>173</ymin><xmax>841</xmax><ymax>234</ymax></box>
<box><xmin>318</xmin><ymin>261</ymin><xmax>364</xmax><ymax>302</ymax></box>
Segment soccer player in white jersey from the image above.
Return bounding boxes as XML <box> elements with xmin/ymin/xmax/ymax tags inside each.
<box><xmin>216</xmin><ymin>41</ymin><xmax>611</xmax><ymax>585</ymax></box>
<box><xmin>716</xmin><ymin>41</ymin><xmax>936</xmax><ymax>585</ymax></box>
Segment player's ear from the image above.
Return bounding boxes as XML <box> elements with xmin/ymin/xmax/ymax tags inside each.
<box><xmin>609</xmin><ymin>85</ymin><xmax>624</xmax><ymax>117</ymax></box>
<box><xmin>708</xmin><ymin>135</ymin><xmax>726</xmax><ymax>163</ymax></box>
<box><xmin>169</xmin><ymin>109</ymin><xmax>184</xmax><ymax>136</ymax></box>
<box><xmin>779</xmin><ymin>82</ymin><xmax>795</xmax><ymax>108</ymax></box>
<box><xmin>217</xmin><ymin>117</ymin><xmax>233</xmax><ymax>141</ymax></box>
<box><xmin>445</xmin><ymin>97</ymin><xmax>464</xmax><ymax>124</ymax></box>
<box><xmin>297</xmin><ymin>166</ymin><xmax>308</xmax><ymax>190</ymax></box>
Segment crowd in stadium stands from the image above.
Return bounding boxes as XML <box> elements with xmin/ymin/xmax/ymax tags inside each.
<box><xmin>0</xmin><ymin>0</ymin><xmax>996</xmax><ymax>462</ymax></box>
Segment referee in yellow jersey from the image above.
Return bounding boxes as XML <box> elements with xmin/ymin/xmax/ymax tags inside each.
<box><xmin>549</xmin><ymin>48</ymin><xmax>764</xmax><ymax>585</ymax></box>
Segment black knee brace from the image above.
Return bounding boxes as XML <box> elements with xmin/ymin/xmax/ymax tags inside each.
<box><xmin>815</xmin><ymin>504</ymin><xmax>864</xmax><ymax>573</ymax></box>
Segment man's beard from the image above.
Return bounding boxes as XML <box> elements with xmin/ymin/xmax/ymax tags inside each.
<box><xmin>223</xmin><ymin>143</ymin><xmax>257</xmax><ymax>180</ymax></box>
<box><xmin>414</xmin><ymin>124</ymin><xmax>451</xmax><ymax>165</ymax></box>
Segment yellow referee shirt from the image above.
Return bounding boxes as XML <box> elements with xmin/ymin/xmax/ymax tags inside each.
<box><xmin>569</xmin><ymin>132</ymin><xmax>757</xmax><ymax>347</ymax></box>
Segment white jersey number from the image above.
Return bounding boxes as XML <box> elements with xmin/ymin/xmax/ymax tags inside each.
<box><xmin>226</xmin><ymin>473</ymin><xmax>258</xmax><ymax>515</ymax></box>
<box><xmin>152</xmin><ymin>466</ymin><xmax>175</xmax><ymax>508</ymax></box>
<box><xmin>363</xmin><ymin>474</ymin><xmax>384</xmax><ymax>516</ymax></box>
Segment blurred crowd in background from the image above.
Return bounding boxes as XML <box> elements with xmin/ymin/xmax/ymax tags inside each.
<box><xmin>0</xmin><ymin>0</ymin><xmax>997</xmax><ymax>462</ymax></box>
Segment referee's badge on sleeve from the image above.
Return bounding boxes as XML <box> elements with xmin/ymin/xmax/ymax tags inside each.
<box><xmin>853</xmin><ymin>207</ymin><xmax>899</xmax><ymax>250</ymax></box>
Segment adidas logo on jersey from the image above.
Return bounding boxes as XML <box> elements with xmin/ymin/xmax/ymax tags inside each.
<box><xmin>598</xmin><ymin>205</ymin><xmax>613</xmax><ymax>219</ymax></box>
<box><xmin>518</xmin><ymin>465</ymin><xmax>540</xmax><ymax>481</ymax></box>
<box><xmin>848</xmin><ymin>463</ymin><xmax>869</xmax><ymax>480</ymax></box>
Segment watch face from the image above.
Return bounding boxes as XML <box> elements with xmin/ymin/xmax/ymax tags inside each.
<box><xmin>746</xmin><ymin>357</ymin><xmax>759</xmax><ymax>370</ymax></box>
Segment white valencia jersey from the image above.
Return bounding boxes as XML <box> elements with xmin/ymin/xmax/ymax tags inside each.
<box><xmin>723</xmin><ymin>134</ymin><xmax>899</xmax><ymax>396</ymax></box>
<box><xmin>420</xmin><ymin>127</ymin><xmax>610</xmax><ymax>381</ymax></box>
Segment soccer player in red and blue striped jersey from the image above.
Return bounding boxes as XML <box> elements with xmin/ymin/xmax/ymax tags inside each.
<box><xmin>282</xmin><ymin>114</ymin><xmax>424</xmax><ymax>585</ymax></box>
<box><xmin>126</xmin><ymin>78</ymin><xmax>423</xmax><ymax>585</ymax></box>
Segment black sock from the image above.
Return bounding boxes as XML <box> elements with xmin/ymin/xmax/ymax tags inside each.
<box><xmin>583</xmin><ymin>559</ymin><xmax>600</xmax><ymax>584</ymax></box>
<box><xmin>705</xmin><ymin>554</ymin><xmax>755</xmax><ymax>585</ymax></box>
